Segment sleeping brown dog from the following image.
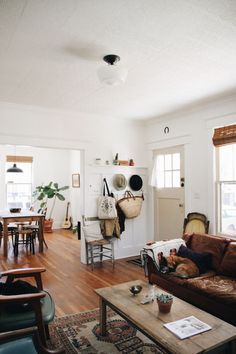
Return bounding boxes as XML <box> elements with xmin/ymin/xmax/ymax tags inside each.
<box><xmin>166</xmin><ymin>255</ymin><xmax>200</xmax><ymax>278</ymax></box>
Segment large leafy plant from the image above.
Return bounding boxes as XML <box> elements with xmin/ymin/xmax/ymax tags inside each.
<box><xmin>33</xmin><ymin>182</ymin><xmax>69</xmax><ymax>219</ymax></box>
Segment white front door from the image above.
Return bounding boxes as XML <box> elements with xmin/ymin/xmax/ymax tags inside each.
<box><xmin>154</xmin><ymin>146</ymin><xmax>185</xmax><ymax>240</ymax></box>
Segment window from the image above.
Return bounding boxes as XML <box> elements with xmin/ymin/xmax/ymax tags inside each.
<box><xmin>214</xmin><ymin>125</ymin><xmax>236</xmax><ymax>236</ymax></box>
<box><xmin>153</xmin><ymin>153</ymin><xmax>180</xmax><ymax>188</ymax></box>
<box><xmin>6</xmin><ymin>156</ymin><xmax>33</xmax><ymax>210</ymax></box>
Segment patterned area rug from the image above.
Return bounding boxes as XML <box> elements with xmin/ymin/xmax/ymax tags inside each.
<box><xmin>49</xmin><ymin>308</ymin><xmax>168</xmax><ymax>353</ymax></box>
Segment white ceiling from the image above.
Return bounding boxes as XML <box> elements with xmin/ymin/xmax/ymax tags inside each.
<box><xmin>0</xmin><ymin>0</ymin><xmax>236</xmax><ymax>120</ymax></box>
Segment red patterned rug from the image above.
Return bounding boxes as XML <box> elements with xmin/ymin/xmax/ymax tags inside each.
<box><xmin>49</xmin><ymin>308</ymin><xmax>169</xmax><ymax>353</ymax></box>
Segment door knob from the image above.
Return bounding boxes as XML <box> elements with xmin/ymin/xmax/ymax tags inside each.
<box><xmin>179</xmin><ymin>204</ymin><xmax>184</xmax><ymax>207</ymax></box>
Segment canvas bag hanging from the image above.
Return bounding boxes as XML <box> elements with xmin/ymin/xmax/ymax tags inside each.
<box><xmin>98</xmin><ymin>178</ymin><xmax>117</xmax><ymax>219</ymax></box>
<box><xmin>117</xmin><ymin>191</ymin><xmax>144</xmax><ymax>219</ymax></box>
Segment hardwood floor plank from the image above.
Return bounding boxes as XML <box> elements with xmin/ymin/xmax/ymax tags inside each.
<box><xmin>0</xmin><ymin>229</ymin><xmax>146</xmax><ymax>316</ymax></box>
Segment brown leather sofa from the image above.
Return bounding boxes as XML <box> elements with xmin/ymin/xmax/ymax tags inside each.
<box><xmin>146</xmin><ymin>233</ymin><xmax>236</xmax><ymax>326</ymax></box>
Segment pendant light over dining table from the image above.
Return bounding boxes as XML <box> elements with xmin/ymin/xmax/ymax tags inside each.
<box><xmin>7</xmin><ymin>163</ymin><xmax>23</xmax><ymax>173</ymax></box>
<box><xmin>97</xmin><ymin>54</ymin><xmax>128</xmax><ymax>86</ymax></box>
<box><xmin>7</xmin><ymin>146</ymin><xmax>23</xmax><ymax>173</ymax></box>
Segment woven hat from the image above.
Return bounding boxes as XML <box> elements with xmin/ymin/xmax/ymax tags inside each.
<box><xmin>129</xmin><ymin>175</ymin><xmax>143</xmax><ymax>191</ymax></box>
<box><xmin>113</xmin><ymin>174</ymin><xmax>127</xmax><ymax>191</ymax></box>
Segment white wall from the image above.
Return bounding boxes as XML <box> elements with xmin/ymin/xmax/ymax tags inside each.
<box><xmin>0</xmin><ymin>145</ymin><xmax>71</xmax><ymax>228</ymax></box>
<box><xmin>85</xmin><ymin>165</ymin><xmax>148</xmax><ymax>259</ymax></box>
<box><xmin>145</xmin><ymin>93</ymin><xmax>236</xmax><ymax>236</ymax></box>
<box><xmin>0</xmin><ymin>102</ymin><xmax>147</xmax><ymax>262</ymax></box>
<box><xmin>0</xmin><ymin>103</ymin><xmax>147</xmax><ymax>166</ymax></box>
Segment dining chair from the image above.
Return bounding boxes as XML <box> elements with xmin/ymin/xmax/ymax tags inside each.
<box><xmin>21</xmin><ymin>208</ymin><xmax>48</xmax><ymax>249</ymax></box>
<box><xmin>0</xmin><ymin>267</ymin><xmax>55</xmax><ymax>347</ymax></box>
<box><xmin>12</xmin><ymin>226</ymin><xmax>36</xmax><ymax>256</ymax></box>
<box><xmin>0</xmin><ymin>222</ymin><xmax>17</xmax><ymax>248</ymax></box>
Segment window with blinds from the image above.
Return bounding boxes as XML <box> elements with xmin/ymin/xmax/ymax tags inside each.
<box><xmin>6</xmin><ymin>156</ymin><xmax>33</xmax><ymax>210</ymax></box>
<box><xmin>214</xmin><ymin>124</ymin><xmax>236</xmax><ymax>236</ymax></box>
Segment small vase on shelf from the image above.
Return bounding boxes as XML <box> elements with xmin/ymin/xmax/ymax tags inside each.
<box><xmin>113</xmin><ymin>153</ymin><xmax>119</xmax><ymax>165</ymax></box>
<box><xmin>129</xmin><ymin>159</ymin><xmax>134</xmax><ymax>166</ymax></box>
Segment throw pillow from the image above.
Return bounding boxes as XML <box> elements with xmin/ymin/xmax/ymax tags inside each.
<box><xmin>218</xmin><ymin>242</ymin><xmax>236</xmax><ymax>277</ymax></box>
<box><xmin>177</xmin><ymin>245</ymin><xmax>212</xmax><ymax>274</ymax></box>
<box><xmin>83</xmin><ymin>222</ymin><xmax>103</xmax><ymax>242</ymax></box>
<box><xmin>189</xmin><ymin>233</ymin><xmax>228</xmax><ymax>270</ymax></box>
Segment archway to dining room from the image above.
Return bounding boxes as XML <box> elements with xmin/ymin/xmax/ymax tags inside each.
<box><xmin>0</xmin><ymin>143</ymin><xmax>84</xmax><ymax>262</ymax></box>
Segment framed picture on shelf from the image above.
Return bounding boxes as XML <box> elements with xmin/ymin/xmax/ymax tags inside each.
<box><xmin>72</xmin><ymin>173</ymin><xmax>80</xmax><ymax>188</ymax></box>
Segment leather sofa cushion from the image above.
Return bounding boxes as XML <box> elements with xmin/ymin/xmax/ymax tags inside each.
<box><xmin>218</xmin><ymin>242</ymin><xmax>236</xmax><ymax>277</ymax></box>
<box><xmin>187</xmin><ymin>233</ymin><xmax>229</xmax><ymax>270</ymax></box>
<box><xmin>186</xmin><ymin>275</ymin><xmax>236</xmax><ymax>305</ymax></box>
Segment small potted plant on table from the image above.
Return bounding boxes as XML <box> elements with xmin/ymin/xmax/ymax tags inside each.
<box><xmin>33</xmin><ymin>182</ymin><xmax>69</xmax><ymax>233</ymax></box>
<box><xmin>156</xmin><ymin>293</ymin><xmax>173</xmax><ymax>313</ymax></box>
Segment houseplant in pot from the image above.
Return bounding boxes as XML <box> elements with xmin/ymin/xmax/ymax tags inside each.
<box><xmin>156</xmin><ymin>293</ymin><xmax>173</xmax><ymax>313</ymax></box>
<box><xmin>33</xmin><ymin>182</ymin><xmax>69</xmax><ymax>232</ymax></box>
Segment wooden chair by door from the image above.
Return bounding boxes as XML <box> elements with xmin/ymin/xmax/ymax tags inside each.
<box><xmin>82</xmin><ymin>216</ymin><xmax>115</xmax><ymax>270</ymax></box>
<box><xmin>183</xmin><ymin>212</ymin><xmax>210</xmax><ymax>234</ymax></box>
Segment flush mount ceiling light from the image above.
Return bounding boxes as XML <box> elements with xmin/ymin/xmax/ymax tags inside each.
<box><xmin>97</xmin><ymin>54</ymin><xmax>128</xmax><ymax>86</ymax></box>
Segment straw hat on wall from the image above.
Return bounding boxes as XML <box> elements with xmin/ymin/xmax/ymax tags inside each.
<box><xmin>113</xmin><ymin>174</ymin><xmax>127</xmax><ymax>190</ymax></box>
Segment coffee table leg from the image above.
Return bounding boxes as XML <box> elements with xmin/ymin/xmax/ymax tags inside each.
<box><xmin>99</xmin><ymin>297</ymin><xmax>107</xmax><ymax>336</ymax></box>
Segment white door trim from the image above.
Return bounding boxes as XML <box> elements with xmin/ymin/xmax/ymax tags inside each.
<box><xmin>147</xmin><ymin>135</ymin><xmax>191</xmax><ymax>241</ymax></box>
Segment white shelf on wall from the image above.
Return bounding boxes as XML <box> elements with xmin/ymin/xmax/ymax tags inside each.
<box><xmin>88</xmin><ymin>164</ymin><xmax>148</xmax><ymax>169</ymax></box>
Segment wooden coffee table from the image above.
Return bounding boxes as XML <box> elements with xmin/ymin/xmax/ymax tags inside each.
<box><xmin>95</xmin><ymin>280</ymin><xmax>236</xmax><ymax>354</ymax></box>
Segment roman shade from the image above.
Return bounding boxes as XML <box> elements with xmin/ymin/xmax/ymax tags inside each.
<box><xmin>212</xmin><ymin>124</ymin><xmax>236</xmax><ymax>147</ymax></box>
<box><xmin>6</xmin><ymin>156</ymin><xmax>33</xmax><ymax>163</ymax></box>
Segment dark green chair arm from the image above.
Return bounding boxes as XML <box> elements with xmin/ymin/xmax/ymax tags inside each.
<box><xmin>0</xmin><ymin>327</ymin><xmax>65</xmax><ymax>354</ymax></box>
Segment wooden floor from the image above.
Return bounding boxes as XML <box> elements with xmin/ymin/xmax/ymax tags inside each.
<box><xmin>0</xmin><ymin>229</ymin><xmax>146</xmax><ymax>316</ymax></box>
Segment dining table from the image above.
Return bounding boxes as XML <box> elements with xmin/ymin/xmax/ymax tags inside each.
<box><xmin>0</xmin><ymin>210</ymin><xmax>45</xmax><ymax>257</ymax></box>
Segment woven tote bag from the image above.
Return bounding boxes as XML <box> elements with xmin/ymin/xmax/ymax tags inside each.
<box><xmin>117</xmin><ymin>191</ymin><xmax>144</xmax><ymax>219</ymax></box>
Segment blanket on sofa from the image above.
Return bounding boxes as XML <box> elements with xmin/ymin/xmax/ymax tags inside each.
<box><xmin>141</xmin><ymin>238</ymin><xmax>185</xmax><ymax>270</ymax></box>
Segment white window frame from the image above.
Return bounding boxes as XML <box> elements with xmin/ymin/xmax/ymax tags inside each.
<box><xmin>5</xmin><ymin>158</ymin><xmax>33</xmax><ymax>210</ymax></box>
<box><xmin>216</xmin><ymin>146</ymin><xmax>236</xmax><ymax>235</ymax></box>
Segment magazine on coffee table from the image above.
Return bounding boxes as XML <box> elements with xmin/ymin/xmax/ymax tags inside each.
<box><xmin>164</xmin><ymin>316</ymin><xmax>212</xmax><ymax>339</ymax></box>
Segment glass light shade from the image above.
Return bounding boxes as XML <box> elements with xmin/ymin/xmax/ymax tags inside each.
<box><xmin>97</xmin><ymin>65</ymin><xmax>128</xmax><ymax>86</ymax></box>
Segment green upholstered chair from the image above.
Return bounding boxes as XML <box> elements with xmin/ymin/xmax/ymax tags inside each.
<box><xmin>0</xmin><ymin>327</ymin><xmax>64</xmax><ymax>354</ymax></box>
<box><xmin>0</xmin><ymin>268</ymin><xmax>55</xmax><ymax>348</ymax></box>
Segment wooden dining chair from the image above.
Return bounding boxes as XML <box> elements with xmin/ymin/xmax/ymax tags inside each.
<box><xmin>21</xmin><ymin>208</ymin><xmax>48</xmax><ymax>249</ymax></box>
<box><xmin>0</xmin><ymin>222</ymin><xmax>17</xmax><ymax>248</ymax></box>
<box><xmin>12</xmin><ymin>226</ymin><xmax>36</xmax><ymax>256</ymax></box>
